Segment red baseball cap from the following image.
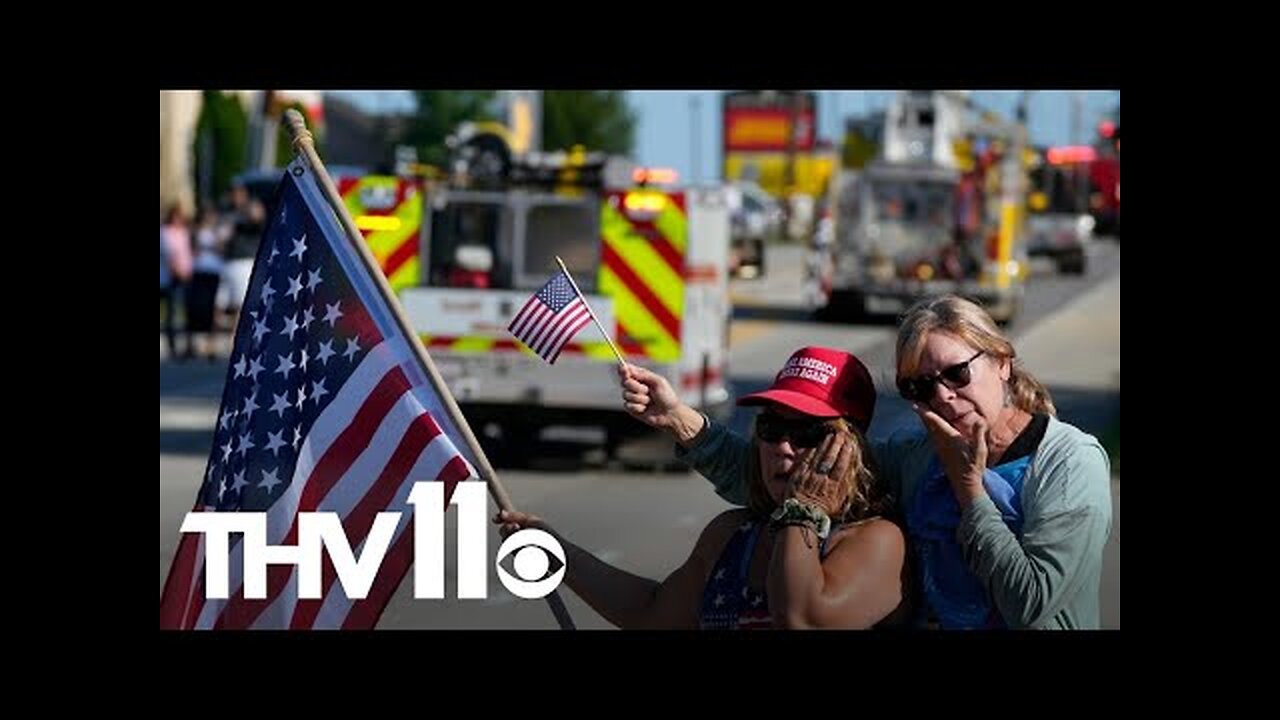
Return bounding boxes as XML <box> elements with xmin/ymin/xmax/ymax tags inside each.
<box><xmin>737</xmin><ymin>346</ymin><xmax>876</xmax><ymax>432</ymax></box>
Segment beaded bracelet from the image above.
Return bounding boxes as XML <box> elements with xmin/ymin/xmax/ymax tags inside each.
<box><xmin>768</xmin><ymin>498</ymin><xmax>832</xmax><ymax>540</ymax></box>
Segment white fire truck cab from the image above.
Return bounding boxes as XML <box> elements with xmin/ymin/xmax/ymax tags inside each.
<box><xmin>395</xmin><ymin>136</ymin><xmax>734</xmax><ymax>464</ymax></box>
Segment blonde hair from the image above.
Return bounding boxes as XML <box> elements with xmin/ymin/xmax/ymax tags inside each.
<box><xmin>745</xmin><ymin>417</ymin><xmax>894</xmax><ymax>523</ymax></box>
<box><xmin>896</xmin><ymin>295</ymin><xmax>1055</xmax><ymax>416</ymax></box>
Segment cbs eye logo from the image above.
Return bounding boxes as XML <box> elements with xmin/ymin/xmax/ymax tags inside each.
<box><xmin>495</xmin><ymin>529</ymin><xmax>567</xmax><ymax>599</ymax></box>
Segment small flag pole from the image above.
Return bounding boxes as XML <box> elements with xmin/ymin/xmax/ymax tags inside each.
<box><xmin>284</xmin><ymin>110</ymin><xmax>576</xmax><ymax>631</ymax></box>
<box><xmin>554</xmin><ymin>256</ymin><xmax>628</xmax><ymax>371</ymax></box>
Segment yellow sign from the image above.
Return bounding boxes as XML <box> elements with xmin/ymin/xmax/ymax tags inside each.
<box><xmin>727</xmin><ymin>118</ymin><xmax>791</xmax><ymax>148</ymax></box>
<box><xmin>724</xmin><ymin>151</ymin><xmax>837</xmax><ymax>198</ymax></box>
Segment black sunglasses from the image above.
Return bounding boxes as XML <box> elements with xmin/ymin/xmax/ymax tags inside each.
<box><xmin>755</xmin><ymin>413</ymin><xmax>833</xmax><ymax>449</ymax></box>
<box><xmin>897</xmin><ymin>350</ymin><xmax>984</xmax><ymax>402</ymax></box>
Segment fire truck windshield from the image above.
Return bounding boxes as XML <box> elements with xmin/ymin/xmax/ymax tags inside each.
<box><xmin>1029</xmin><ymin>164</ymin><xmax>1092</xmax><ymax>215</ymax></box>
<box><xmin>872</xmin><ymin>181</ymin><xmax>951</xmax><ymax>224</ymax></box>
<box><xmin>858</xmin><ymin>179</ymin><xmax>956</xmax><ymax>262</ymax></box>
<box><xmin>524</xmin><ymin>203</ymin><xmax>599</xmax><ymax>293</ymax></box>
<box><xmin>429</xmin><ymin>202</ymin><xmax>507</xmax><ymax>289</ymax></box>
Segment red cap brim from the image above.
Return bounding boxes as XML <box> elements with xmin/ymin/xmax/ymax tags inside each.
<box><xmin>737</xmin><ymin>388</ymin><xmax>842</xmax><ymax>417</ymax></box>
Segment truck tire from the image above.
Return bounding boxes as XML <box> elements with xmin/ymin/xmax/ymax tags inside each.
<box><xmin>988</xmin><ymin>295</ymin><xmax>1022</xmax><ymax>328</ymax></box>
<box><xmin>816</xmin><ymin>290</ymin><xmax>866</xmax><ymax>322</ymax></box>
<box><xmin>1058</xmin><ymin>249</ymin><xmax>1086</xmax><ymax>276</ymax></box>
<box><xmin>609</xmin><ymin>426</ymin><xmax>689</xmax><ymax>473</ymax></box>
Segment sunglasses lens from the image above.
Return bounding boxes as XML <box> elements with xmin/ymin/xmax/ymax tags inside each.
<box><xmin>756</xmin><ymin>415</ymin><xmax>829</xmax><ymax>447</ymax></box>
<box><xmin>792</xmin><ymin>425</ymin><xmax>831</xmax><ymax>449</ymax></box>
<box><xmin>898</xmin><ymin>377</ymin><xmax>930</xmax><ymax>402</ymax></box>
<box><xmin>755</xmin><ymin>415</ymin><xmax>783</xmax><ymax>443</ymax></box>
<box><xmin>941</xmin><ymin>363</ymin><xmax>971</xmax><ymax>387</ymax></box>
<box><xmin>899</xmin><ymin>352</ymin><xmax>982</xmax><ymax>401</ymax></box>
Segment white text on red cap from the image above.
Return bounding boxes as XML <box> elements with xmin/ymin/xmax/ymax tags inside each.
<box><xmin>778</xmin><ymin>357</ymin><xmax>837</xmax><ymax>385</ymax></box>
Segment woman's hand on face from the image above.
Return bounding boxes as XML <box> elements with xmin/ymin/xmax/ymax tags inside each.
<box><xmin>787</xmin><ymin>428</ymin><xmax>855</xmax><ymax>517</ymax></box>
<box><xmin>912</xmin><ymin>404</ymin><xmax>987</xmax><ymax>506</ymax></box>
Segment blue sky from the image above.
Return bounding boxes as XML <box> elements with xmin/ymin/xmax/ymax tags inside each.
<box><xmin>330</xmin><ymin>90</ymin><xmax>1120</xmax><ymax>184</ymax></box>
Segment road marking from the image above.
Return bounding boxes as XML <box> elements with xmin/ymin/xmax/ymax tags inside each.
<box><xmin>730</xmin><ymin>320</ymin><xmax>772</xmax><ymax>347</ymax></box>
<box><xmin>159</xmin><ymin>405</ymin><xmax>217</xmax><ymax>430</ymax></box>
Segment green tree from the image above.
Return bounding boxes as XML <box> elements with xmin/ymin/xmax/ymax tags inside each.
<box><xmin>192</xmin><ymin>90</ymin><xmax>248</xmax><ymax>207</ymax></box>
<box><xmin>842</xmin><ymin>130</ymin><xmax>879</xmax><ymax>170</ymax></box>
<box><xmin>406</xmin><ymin>91</ymin><xmax>498</xmax><ymax>167</ymax></box>
<box><xmin>542</xmin><ymin>91</ymin><xmax>635</xmax><ymax>155</ymax></box>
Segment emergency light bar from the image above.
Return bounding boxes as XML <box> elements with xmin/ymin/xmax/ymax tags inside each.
<box><xmin>632</xmin><ymin>167</ymin><xmax>678</xmax><ymax>185</ymax></box>
<box><xmin>1046</xmin><ymin>146</ymin><xmax>1098</xmax><ymax>165</ymax></box>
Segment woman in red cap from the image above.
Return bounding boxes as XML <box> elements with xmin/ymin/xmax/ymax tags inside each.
<box><xmin>647</xmin><ymin>296</ymin><xmax>1112</xmax><ymax>630</ymax></box>
<box><xmin>494</xmin><ymin>346</ymin><xmax>908</xmax><ymax>629</ymax></box>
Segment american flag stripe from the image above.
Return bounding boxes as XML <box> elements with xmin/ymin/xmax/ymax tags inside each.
<box><xmin>289</xmin><ymin>339</ymin><xmax>414</xmax><ymax>475</ymax></box>
<box><xmin>538</xmin><ymin>303</ymin><xmax>591</xmax><ymax>358</ymax></box>
<box><xmin>217</xmin><ymin>367</ymin><xmax>444</xmax><ymax>630</ymax></box>
<box><xmin>212</xmin><ymin>367</ymin><xmax>414</xmax><ymax>629</ymax></box>
<box><xmin>197</xmin><ymin>374</ymin><xmax>445</xmax><ymax>630</ymax></box>
<box><xmin>533</xmin><ymin>302</ymin><xmax>587</xmax><ymax>357</ymax></box>
<box><xmin>549</xmin><ymin>316</ymin><xmax>593</xmax><ymax>363</ymax></box>
<box><xmin>159</xmin><ymin>528</ymin><xmax>206</xmax><ymax>629</ymax></box>
<box><xmin>282</xmin><ymin>406</ymin><xmax>431</xmax><ymax>629</ymax></box>
<box><xmin>327</xmin><ymin>457</ymin><xmax>472</xmax><ymax>630</ymax></box>
<box><xmin>545</xmin><ymin>308</ymin><xmax>592</xmax><ymax>355</ymax></box>
<box><xmin>299</xmin><ymin>368</ymin><xmax>414</xmax><ymax>510</ymax></box>
<box><xmin>300</xmin><ymin>385</ymin><xmax>435</xmax><ymax>520</ymax></box>
<box><xmin>279</xmin><ymin>352</ymin><xmax>418</xmax><ymax>538</ymax></box>
<box><xmin>544</xmin><ymin>316</ymin><xmax>592</xmax><ymax>361</ymax></box>
<box><xmin>182</xmin><ymin>538</ymin><xmax>208</xmax><ymax>628</ymax></box>
<box><xmin>188</xmin><ymin>403</ymin><xmax>417</xmax><ymax>629</ymax></box>
<box><xmin>287</xmin><ymin>412</ymin><xmax>445</xmax><ymax>629</ymax></box>
<box><xmin>339</xmin><ymin>518</ymin><xmax>417</xmax><ymax>630</ymax></box>
<box><xmin>246</xmin><ymin>385</ymin><xmax>474</xmax><ymax>630</ymax></box>
<box><xmin>519</xmin><ymin>299</ymin><xmax>555</xmax><ymax>338</ymax></box>
<box><xmin>508</xmin><ymin>300</ymin><xmax>543</xmax><ymax>339</ymax></box>
<box><xmin>177</xmin><ymin>537</ymin><xmax>205</xmax><ymax>626</ymax></box>
<box><xmin>288</xmin><ymin>365</ymin><xmax>416</xmax><ymax>514</ymax></box>
<box><xmin>523</xmin><ymin>301</ymin><xmax>567</xmax><ymax>352</ymax></box>
<box><xmin>318</xmin><ymin>456</ymin><xmax>473</xmax><ymax>630</ymax></box>
<box><xmin>219</xmin><ymin>455</ymin><xmax>444</xmax><ymax>630</ymax></box>
<box><xmin>530</xmin><ymin>299</ymin><xmax>583</xmax><ymax>355</ymax></box>
<box><xmin>318</xmin><ymin>393</ymin><xmax>433</xmax><ymax>519</ymax></box>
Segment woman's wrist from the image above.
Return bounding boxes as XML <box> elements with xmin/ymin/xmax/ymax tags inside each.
<box><xmin>671</xmin><ymin>405</ymin><xmax>709</xmax><ymax>447</ymax></box>
<box><xmin>769</xmin><ymin>498</ymin><xmax>832</xmax><ymax>539</ymax></box>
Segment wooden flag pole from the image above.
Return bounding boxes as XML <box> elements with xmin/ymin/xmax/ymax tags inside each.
<box><xmin>284</xmin><ymin>110</ymin><xmax>575</xmax><ymax>631</ymax></box>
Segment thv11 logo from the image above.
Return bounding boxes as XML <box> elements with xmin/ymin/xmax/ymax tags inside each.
<box><xmin>180</xmin><ymin>482</ymin><xmax>566</xmax><ymax>600</ymax></box>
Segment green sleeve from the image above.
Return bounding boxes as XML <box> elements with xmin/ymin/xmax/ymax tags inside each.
<box><xmin>673</xmin><ymin>416</ymin><xmax>752</xmax><ymax>506</ymax></box>
<box><xmin>957</xmin><ymin>443</ymin><xmax>1112</xmax><ymax>629</ymax></box>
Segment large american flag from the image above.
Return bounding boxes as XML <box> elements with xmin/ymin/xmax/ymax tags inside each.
<box><xmin>160</xmin><ymin>158</ymin><xmax>479</xmax><ymax>630</ymax></box>
<box><xmin>507</xmin><ymin>269</ymin><xmax>593</xmax><ymax>363</ymax></box>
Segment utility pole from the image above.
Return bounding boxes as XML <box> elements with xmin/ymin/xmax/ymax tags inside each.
<box><xmin>1071</xmin><ymin>91</ymin><xmax>1088</xmax><ymax>213</ymax></box>
<box><xmin>690</xmin><ymin>92</ymin><xmax>701</xmax><ymax>185</ymax></box>
<box><xmin>784</xmin><ymin>91</ymin><xmax>800</xmax><ymax>193</ymax></box>
<box><xmin>1071</xmin><ymin>90</ymin><xmax>1083</xmax><ymax>145</ymax></box>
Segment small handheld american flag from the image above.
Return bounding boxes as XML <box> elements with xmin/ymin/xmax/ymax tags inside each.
<box><xmin>507</xmin><ymin>259</ymin><xmax>625</xmax><ymax>366</ymax></box>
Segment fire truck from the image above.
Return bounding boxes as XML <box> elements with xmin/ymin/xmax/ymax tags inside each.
<box><xmin>1025</xmin><ymin>144</ymin><xmax>1096</xmax><ymax>275</ymax></box>
<box><xmin>821</xmin><ymin>91</ymin><xmax>1030</xmax><ymax>323</ymax></box>
<box><xmin>353</xmin><ymin>125</ymin><xmax>735</xmax><ymax>462</ymax></box>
